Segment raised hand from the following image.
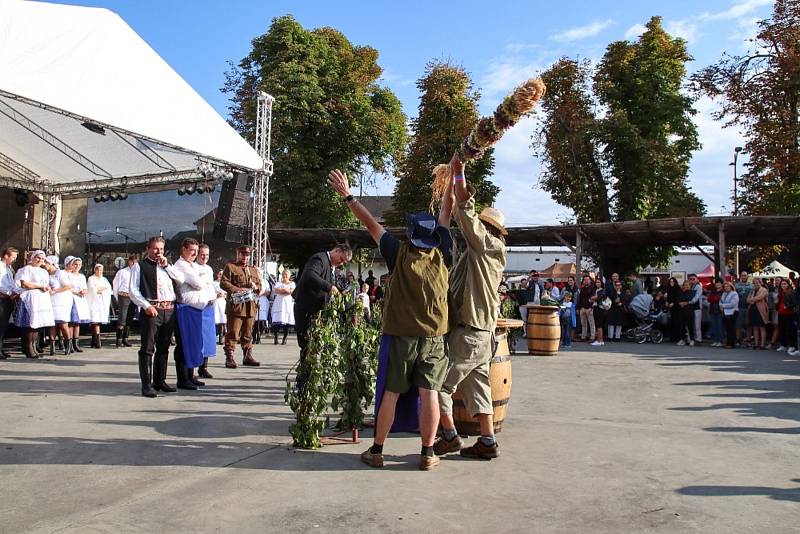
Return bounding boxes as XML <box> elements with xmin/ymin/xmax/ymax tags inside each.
<box><xmin>327</xmin><ymin>169</ymin><xmax>352</xmax><ymax>198</ymax></box>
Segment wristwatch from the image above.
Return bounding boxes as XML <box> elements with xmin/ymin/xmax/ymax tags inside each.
<box><xmin>344</xmin><ymin>194</ymin><xmax>354</xmax><ymax>203</ymax></box>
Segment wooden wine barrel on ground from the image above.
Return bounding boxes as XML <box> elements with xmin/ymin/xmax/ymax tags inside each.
<box><xmin>452</xmin><ymin>327</ymin><xmax>515</xmax><ymax>436</ymax></box>
<box><xmin>525</xmin><ymin>305</ymin><xmax>560</xmax><ymax>356</ymax></box>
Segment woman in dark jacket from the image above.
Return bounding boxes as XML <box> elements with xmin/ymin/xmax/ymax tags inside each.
<box><xmin>676</xmin><ymin>280</ymin><xmax>696</xmax><ymax>346</ymax></box>
<box><xmin>665</xmin><ymin>277</ymin><xmax>682</xmax><ymax>342</ymax></box>
<box><xmin>590</xmin><ymin>278</ymin><xmax>607</xmax><ymax>346</ymax></box>
<box><xmin>776</xmin><ymin>280</ymin><xmax>797</xmax><ymax>351</ymax></box>
<box><xmin>606</xmin><ymin>279</ymin><xmax>625</xmax><ymax>341</ymax></box>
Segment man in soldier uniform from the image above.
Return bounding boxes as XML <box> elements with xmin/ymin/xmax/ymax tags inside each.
<box><xmin>221</xmin><ymin>245</ymin><xmax>262</xmax><ymax>368</ymax></box>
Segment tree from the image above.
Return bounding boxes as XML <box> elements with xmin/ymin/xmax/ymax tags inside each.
<box><xmin>387</xmin><ymin>61</ymin><xmax>497</xmax><ymax>225</ymax></box>
<box><xmin>692</xmin><ymin>0</ymin><xmax>800</xmax><ymax>217</ymax></box>
<box><xmin>535</xmin><ymin>17</ymin><xmax>704</xmax><ymax>273</ymax></box>
<box><xmin>223</xmin><ymin>16</ymin><xmax>407</xmax><ymax>232</ymax></box>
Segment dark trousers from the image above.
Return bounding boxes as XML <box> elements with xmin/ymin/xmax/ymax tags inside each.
<box><xmin>778</xmin><ymin>314</ymin><xmax>797</xmax><ymax>348</ymax></box>
<box><xmin>173</xmin><ymin>318</ymin><xmax>191</xmax><ymax>383</ymax></box>
<box><xmin>138</xmin><ymin>308</ymin><xmax>175</xmax><ymax>386</ymax></box>
<box><xmin>0</xmin><ymin>298</ymin><xmax>13</xmax><ymax>350</ymax></box>
<box><xmin>294</xmin><ymin>304</ymin><xmax>316</xmax><ymax>391</ymax></box>
<box><xmin>680</xmin><ymin>307</ymin><xmax>695</xmax><ymax>341</ymax></box>
<box><xmin>116</xmin><ymin>295</ymin><xmax>136</xmax><ymax>329</ymax></box>
<box><xmin>724</xmin><ymin>312</ymin><xmax>738</xmax><ymax>348</ymax></box>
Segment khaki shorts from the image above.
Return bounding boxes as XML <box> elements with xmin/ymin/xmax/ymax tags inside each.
<box><xmin>439</xmin><ymin>325</ymin><xmax>494</xmax><ymax>418</ymax></box>
<box><xmin>385</xmin><ymin>335</ymin><xmax>448</xmax><ymax>394</ymax></box>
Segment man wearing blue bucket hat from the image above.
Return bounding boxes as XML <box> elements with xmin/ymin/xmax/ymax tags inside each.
<box><xmin>328</xmin><ymin>168</ymin><xmax>454</xmax><ymax>471</ymax></box>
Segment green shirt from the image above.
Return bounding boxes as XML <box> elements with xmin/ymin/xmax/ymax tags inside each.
<box><xmin>448</xmin><ymin>194</ymin><xmax>507</xmax><ymax>332</ymax></box>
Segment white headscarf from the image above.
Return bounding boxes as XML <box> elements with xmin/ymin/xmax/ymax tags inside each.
<box><xmin>28</xmin><ymin>250</ymin><xmax>46</xmax><ymax>263</ymax></box>
<box><xmin>45</xmin><ymin>255</ymin><xmax>59</xmax><ymax>267</ymax></box>
<box><xmin>64</xmin><ymin>256</ymin><xmax>79</xmax><ymax>268</ymax></box>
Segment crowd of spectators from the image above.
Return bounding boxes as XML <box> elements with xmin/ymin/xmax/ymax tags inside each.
<box><xmin>501</xmin><ymin>268</ymin><xmax>800</xmax><ymax>354</ymax></box>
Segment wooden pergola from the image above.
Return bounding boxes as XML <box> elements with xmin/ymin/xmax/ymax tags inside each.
<box><xmin>266</xmin><ymin>216</ymin><xmax>800</xmax><ymax>276</ymax></box>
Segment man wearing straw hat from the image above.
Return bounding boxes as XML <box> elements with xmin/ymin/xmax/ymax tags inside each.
<box><xmin>434</xmin><ymin>155</ymin><xmax>507</xmax><ymax>460</ymax></box>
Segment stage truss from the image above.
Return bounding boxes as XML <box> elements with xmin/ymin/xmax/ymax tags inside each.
<box><xmin>250</xmin><ymin>92</ymin><xmax>275</xmax><ymax>274</ymax></box>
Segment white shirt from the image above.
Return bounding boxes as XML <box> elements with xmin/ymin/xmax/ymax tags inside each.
<box><xmin>174</xmin><ymin>257</ymin><xmax>216</xmax><ymax>310</ymax></box>
<box><xmin>0</xmin><ymin>262</ymin><xmax>17</xmax><ymax>297</ymax></box>
<box><xmin>128</xmin><ymin>258</ymin><xmax>182</xmax><ymax>309</ymax></box>
<box><xmin>112</xmin><ymin>266</ymin><xmax>132</xmax><ymax>296</ymax></box>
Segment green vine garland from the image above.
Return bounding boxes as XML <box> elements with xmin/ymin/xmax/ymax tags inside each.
<box><xmin>285</xmin><ymin>294</ymin><xmax>382</xmax><ymax>449</ymax></box>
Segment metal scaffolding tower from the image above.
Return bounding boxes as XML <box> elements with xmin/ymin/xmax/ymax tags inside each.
<box><xmin>251</xmin><ymin>92</ymin><xmax>275</xmax><ymax>273</ymax></box>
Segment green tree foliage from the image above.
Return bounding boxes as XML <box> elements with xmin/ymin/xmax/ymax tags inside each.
<box><xmin>223</xmin><ymin>15</ymin><xmax>407</xmax><ymax>230</ymax></box>
<box><xmin>387</xmin><ymin>61</ymin><xmax>497</xmax><ymax>225</ymax></box>
<box><xmin>692</xmin><ymin>0</ymin><xmax>800</xmax><ymax>217</ymax></box>
<box><xmin>535</xmin><ymin>17</ymin><xmax>704</xmax><ymax>272</ymax></box>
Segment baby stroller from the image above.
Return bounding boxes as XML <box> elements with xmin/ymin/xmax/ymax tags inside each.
<box><xmin>625</xmin><ymin>293</ymin><xmax>664</xmax><ymax>344</ymax></box>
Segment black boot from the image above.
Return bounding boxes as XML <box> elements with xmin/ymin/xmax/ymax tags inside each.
<box><xmin>71</xmin><ymin>338</ymin><xmax>83</xmax><ymax>353</ymax></box>
<box><xmin>94</xmin><ymin>334</ymin><xmax>102</xmax><ymax>349</ymax></box>
<box><xmin>56</xmin><ymin>338</ymin><xmax>64</xmax><ymax>352</ymax></box>
<box><xmin>138</xmin><ymin>353</ymin><xmax>157</xmax><ymax>398</ymax></box>
<box><xmin>153</xmin><ymin>353</ymin><xmax>176</xmax><ymax>392</ymax></box>
<box><xmin>49</xmin><ymin>339</ymin><xmax>56</xmax><ymax>356</ymax></box>
<box><xmin>189</xmin><ymin>369</ymin><xmax>204</xmax><ymax>387</ymax></box>
<box><xmin>63</xmin><ymin>337</ymin><xmax>72</xmax><ymax>356</ymax></box>
<box><xmin>176</xmin><ymin>358</ymin><xmax>197</xmax><ymax>390</ymax></box>
<box><xmin>115</xmin><ymin>330</ymin><xmax>122</xmax><ymax>348</ymax></box>
<box><xmin>198</xmin><ymin>358</ymin><xmax>213</xmax><ymax>379</ymax></box>
<box><xmin>122</xmin><ymin>327</ymin><xmax>133</xmax><ymax>347</ymax></box>
<box><xmin>282</xmin><ymin>329</ymin><xmax>288</xmax><ymax>345</ymax></box>
<box><xmin>273</xmin><ymin>329</ymin><xmax>279</xmax><ymax>345</ymax></box>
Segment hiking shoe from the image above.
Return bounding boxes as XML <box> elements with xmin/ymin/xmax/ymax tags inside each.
<box><xmin>419</xmin><ymin>454</ymin><xmax>440</xmax><ymax>471</ymax></box>
<box><xmin>360</xmin><ymin>448</ymin><xmax>384</xmax><ymax>468</ymax></box>
<box><xmin>460</xmin><ymin>439</ymin><xmax>500</xmax><ymax>460</ymax></box>
<box><xmin>776</xmin><ymin>346</ymin><xmax>786</xmax><ymax>352</ymax></box>
<box><xmin>787</xmin><ymin>348</ymin><xmax>799</xmax><ymax>357</ymax></box>
<box><xmin>433</xmin><ymin>435</ymin><xmax>463</xmax><ymax>456</ymax></box>
<box><xmin>677</xmin><ymin>340</ymin><xmax>685</xmax><ymax>346</ymax></box>
<box><xmin>590</xmin><ymin>340</ymin><xmax>604</xmax><ymax>346</ymax></box>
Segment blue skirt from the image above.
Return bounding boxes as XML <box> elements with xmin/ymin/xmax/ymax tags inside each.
<box><xmin>176</xmin><ymin>304</ymin><xmax>217</xmax><ymax>368</ymax></box>
<box><xmin>15</xmin><ymin>301</ymin><xmax>30</xmax><ymax>328</ymax></box>
<box><xmin>70</xmin><ymin>303</ymin><xmax>91</xmax><ymax>324</ymax></box>
<box><xmin>374</xmin><ymin>334</ymin><xmax>420</xmax><ymax>433</ymax></box>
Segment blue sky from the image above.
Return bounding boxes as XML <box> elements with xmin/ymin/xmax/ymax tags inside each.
<box><xmin>71</xmin><ymin>0</ymin><xmax>775</xmax><ymax>234</ymax></box>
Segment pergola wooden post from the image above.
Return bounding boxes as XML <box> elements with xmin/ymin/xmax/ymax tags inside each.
<box><xmin>575</xmin><ymin>228</ymin><xmax>583</xmax><ymax>275</ymax></box>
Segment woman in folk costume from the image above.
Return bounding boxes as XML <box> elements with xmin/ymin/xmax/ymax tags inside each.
<box><xmin>271</xmin><ymin>269</ymin><xmax>295</xmax><ymax>345</ymax></box>
<box><xmin>63</xmin><ymin>256</ymin><xmax>90</xmax><ymax>353</ymax></box>
<box><xmin>254</xmin><ymin>271</ymin><xmax>272</xmax><ymax>344</ymax></box>
<box><xmin>213</xmin><ymin>269</ymin><xmax>227</xmax><ymax>344</ymax></box>
<box><xmin>87</xmin><ymin>264</ymin><xmax>112</xmax><ymax>349</ymax></box>
<box><xmin>45</xmin><ymin>255</ymin><xmax>72</xmax><ymax>356</ymax></box>
<box><xmin>14</xmin><ymin>250</ymin><xmax>55</xmax><ymax>358</ymax></box>
<box><xmin>49</xmin><ymin>256</ymin><xmax>75</xmax><ymax>355</ymax></box>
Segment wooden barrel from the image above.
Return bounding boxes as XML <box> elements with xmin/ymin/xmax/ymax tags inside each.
<box><xmin>452</xmin><ymin>331</ymin><xmax>512</xmax><ymax>436</ymax></box>
<box><xmin>526</xmin><ymin>305</ymin><xmax>560</xmax><ymax>356</ymax></box>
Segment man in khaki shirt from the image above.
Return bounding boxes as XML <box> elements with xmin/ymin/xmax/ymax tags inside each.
<box><xmin>435</xmin><ymin>156</ymin><xmax>508</xmax><ymax>460</ymax></box>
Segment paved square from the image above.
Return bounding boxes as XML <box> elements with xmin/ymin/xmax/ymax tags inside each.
<box><xmin>1</xmin><ymin>338</ymin><xmax>798</xmax><ymax>533</ymax></box>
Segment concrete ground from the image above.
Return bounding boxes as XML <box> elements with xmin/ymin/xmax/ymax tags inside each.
<box><xmin>0</xmin><ymin>335</ymin><xmax>798</xmax><ymax>533</ymax></box>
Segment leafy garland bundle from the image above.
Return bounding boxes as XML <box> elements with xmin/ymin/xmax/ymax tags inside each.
<box><xmin>285</xmin><ymin>294</ymin><xmax>382</xmax><ymax>449</ymax></box>
<box><xmin>331</xmin><ymin>300</ymin><xmax>381</xmax><ymax>431</ymax></box>
<box><xmin>430</xmin><ymin>77</ymin><xmax>546</xmax><ymax>210</ymax></box>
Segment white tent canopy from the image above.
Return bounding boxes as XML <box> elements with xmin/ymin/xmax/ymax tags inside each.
<box><xmin>751</xmin><ymin>260</ymin><xmax>798</xmax><ymax>279</ymax></box>
<box><xmin>0</xmin><ymin>0</ymin><xmax>262</xmax><ymax>196</ymax></box>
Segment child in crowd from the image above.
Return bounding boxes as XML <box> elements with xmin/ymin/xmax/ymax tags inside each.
<box><xmin>560</xmin><ymin>291</ymin><xmax>576</xmax><ymax>347</ymax></box>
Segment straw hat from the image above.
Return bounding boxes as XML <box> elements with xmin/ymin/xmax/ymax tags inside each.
<box><xmin>478</xmin><ymin>206</ymin><xmax>507</xmax><ymax>236</ymax></box>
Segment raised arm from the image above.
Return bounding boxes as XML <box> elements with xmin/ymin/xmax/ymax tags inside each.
<box><xmin>451</xmin><ymin>155</ymin><xmax>470</xmax><ymax>204</ymax></box>
<box><xmin>327</xmin><ymin>169</ymin><xmax>385</xmax><ymax>246</ymax></box>
<box><xmin>438</xmin><ymin>172</ymin><xmax>454</xmax><ymax>227</ymax></box>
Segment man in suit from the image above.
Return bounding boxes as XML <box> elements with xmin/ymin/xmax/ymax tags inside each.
<box><xmin>221</xmin><ymin>245</ymin><xmax>263</xmax><ymax>369</ymax></box>
<box><xmin>0</xmin><ymin>247</ymin><xmax>19</xmax><ymax>358</ymax></box>
<box><xmin>293</xmin><ymin>243</ymin><xmax>351</xmax><ymax>367</ymax></box>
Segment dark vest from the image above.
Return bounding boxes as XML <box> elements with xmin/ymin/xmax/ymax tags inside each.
<box><xmin>138</xmin><ymin>257</ymin><xmax>159</xmax><ymax>300</ymax></box>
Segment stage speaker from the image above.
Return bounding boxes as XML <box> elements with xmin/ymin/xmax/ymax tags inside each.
<box><xmin>213</xmin><ymin>172</ymin><xmax>252</xmax><ymax>242</ymax></box>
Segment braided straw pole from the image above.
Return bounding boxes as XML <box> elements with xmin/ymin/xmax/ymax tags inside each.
<box><xmin>430</xmin><ymin>77</ymin><xmax>546</xmax><ymax>211</ymax></box>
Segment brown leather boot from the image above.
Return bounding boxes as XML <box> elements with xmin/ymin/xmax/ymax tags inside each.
<box><xmin>224</xmin><ymin>348</ymin><xmax>237</xmax><ymax>369</ymax></box>
<box><xmin>242</xmin><ymin>347</ymin><xmax>260</xmax><ymax>367</ymax></box>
